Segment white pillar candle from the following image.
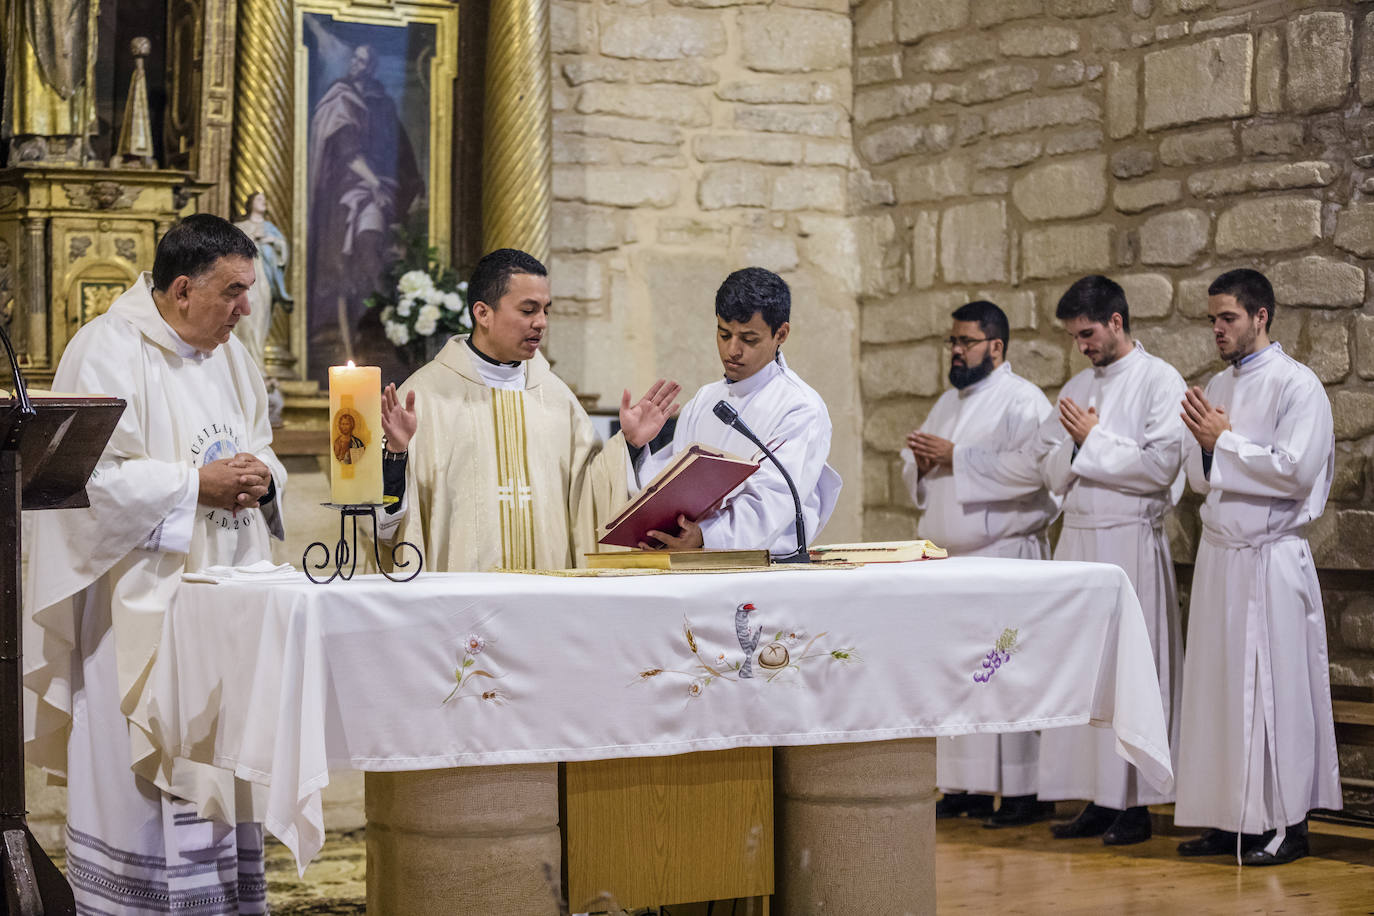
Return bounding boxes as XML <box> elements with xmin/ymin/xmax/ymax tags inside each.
<box><xmin>328</xmin><ymin>362</ymin><xmax>383</xmax><ymax>504</ymax></box>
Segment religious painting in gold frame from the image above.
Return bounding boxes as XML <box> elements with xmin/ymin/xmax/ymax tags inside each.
<box><xmin>292</xmin><ymin>0</ymin><xmax>457</xmax><ymax>384</ymax></box>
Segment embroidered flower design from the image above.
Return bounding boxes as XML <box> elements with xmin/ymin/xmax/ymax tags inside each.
<box><xmin>443</xmin><ymin>631</ymin><xmax>504</xmax><ymax>705</ymax></box>
<box><xmin>687</xmin><ymin>681</ymin><xmax>704</xmax><ymax>699</ymax></box>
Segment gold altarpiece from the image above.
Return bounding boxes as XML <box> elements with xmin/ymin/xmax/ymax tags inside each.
<box><xmin>0</xmin><ymin>0</ymin><xmax>233</xmax><ymax>385</ymax></box>
<box><xmin>0</xmin><ymin>0</ymin><xmax>552</xmax><ymax>397</ymax></box>
<box><xmin>0</xmin><ymin>169</ymin><xmax>198</xmax><ymax>384</ymax></box>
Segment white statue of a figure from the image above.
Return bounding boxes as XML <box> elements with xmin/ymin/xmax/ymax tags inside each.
<box><xmin>232</xmin><ymin>191</ymin><xmax>294</xmax><ymax>372</ymax></box>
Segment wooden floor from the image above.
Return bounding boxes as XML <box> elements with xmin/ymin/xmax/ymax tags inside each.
<box><xmin>938</xmin><ymin>813</ymin><xmax>1374</xmax><ymax>915</ymax></box>
<box><xmin>247</xmin><ymin>815</ymin><xmax>1374</xmax><ymax>913</ymax></box>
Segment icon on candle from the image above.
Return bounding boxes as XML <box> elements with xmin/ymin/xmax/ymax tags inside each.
<box><xmin>329</xmin><ymin>364</ymin><xmax>383</xmax><ymax>503</ymax></box>
<box><xmin>333</xmin><ymin>407</ymin><xmax>371</xmax><ymax>468</ymax></box>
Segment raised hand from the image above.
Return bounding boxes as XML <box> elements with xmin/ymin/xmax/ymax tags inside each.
<box><xmin>382</xmin><ymin>383</ymin><xmax>418</xmax><ymax>452</ymax></box>
<box><xmin>1058</xmin><ymin>396</ymin><xmax>1099</xmax><ymax>446</ymax></box>
<box><xmin>1180</xmin><ymin>386</ymin><xmax>1230</xmax><ymax>453</ymax></box>
<box><xmin>620</xmin><ymin>378</ymin><xmax>682</xmax><ymax>448</ymax></box>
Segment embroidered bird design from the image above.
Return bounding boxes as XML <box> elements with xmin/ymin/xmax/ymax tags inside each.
<box><xmin>735</xmin><ymin>602</ymin><xmax>764</xmax><ymax>678</ymax></box>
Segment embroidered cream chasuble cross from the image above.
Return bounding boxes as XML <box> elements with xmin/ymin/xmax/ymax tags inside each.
<box><xmin>384</xmin><ymin>337</ymin><xmax>629</xmax><ymax>572</ymax></box>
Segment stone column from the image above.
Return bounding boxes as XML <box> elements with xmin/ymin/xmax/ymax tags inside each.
<box><xmin>775</xmin><ymin>739</ymin><xmax>937</xmax><ymax>916</ymax></box>
<box><xmin>481</xmin><ymin>0</ymin><xmax>551</xmax><ymax>262</ymax></box>
<box><xmin>365</xmin><ymin>766</ymin><xmax>563</xmax><ymax>916</ymax></box>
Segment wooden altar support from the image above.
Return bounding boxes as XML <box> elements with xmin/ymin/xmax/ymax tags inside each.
<box><xmin>362</xmin><ymin>741</ymin><xmax>937</xmax><ymax>915</ymax></box>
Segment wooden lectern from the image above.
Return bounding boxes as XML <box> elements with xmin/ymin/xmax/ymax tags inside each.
<box><xmin>0</xmin><ymin>338</ymin><xmax>124</xmax><ymax>916</ymax></box>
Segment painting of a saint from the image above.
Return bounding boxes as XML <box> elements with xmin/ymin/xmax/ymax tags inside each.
<box><xmin>303</xmin><ymin>13</ymin><xmax>433</xmax><ymax>382</ymax></box>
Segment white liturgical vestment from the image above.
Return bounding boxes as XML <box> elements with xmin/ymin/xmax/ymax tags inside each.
<box><xmin>902</xmin><ymin>361</ymin><xmax>1059</xmax><ymax>795</ymax></box>
<box><xmin>634</xmin><ymin>355</ymin><xmax>841</xmax><ymax>554</ymax></box>
<box><xmin>1175</xmin><ymin>343</ymin><xmax>1341</xmax><ymax>838</ymax></box>
<box><xmin>23</xmin><ymin>273</ymin><xmax>285</xmax><ymax>912</ymax></box>
<box><xmin>902</xmin><ymin>362</ymin><xmax>1059</xmax><ymax>556</ymax></box>
<box><xmin>1033</xmin><ymin>342</ymin><xmax>1188</xmax><ymax>809</ymax></box>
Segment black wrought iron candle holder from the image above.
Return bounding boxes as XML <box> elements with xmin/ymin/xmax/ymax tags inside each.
<box><xmin>303</xmin><ymin>503</ymin><xmax>424</xmax><ymax>584</ymax></box>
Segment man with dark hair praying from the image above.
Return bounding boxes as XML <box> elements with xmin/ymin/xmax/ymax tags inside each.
<box><xmin>626</xmin><ymin>266</ymin><xmax>841</xmax><ymax>554</ymax></box>
<box><xmin>375</xmin><ymin>248</ymin><xmax>680</xmax><ymax>570</ymax></box>
<box><xmin>24</xmin><ymin>214</ymin><xmax>286</xmax><ymax>912</ymax></box>
<box><xmin>1173</xmin><ymin>268</ymin><xmax>1341</xmax><ymax>865</ymax></box>
<box><xmin>1026</xmin><ymin>275</ymin><xmax>1188</xmax><ymax>846</ymax></box>
<box><xmin>902</xmin><ymin>299</ymin><xmax>1059</xmax><ymax>827</ymax></box>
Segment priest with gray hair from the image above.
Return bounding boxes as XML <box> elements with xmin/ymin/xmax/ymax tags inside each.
<box><xmin>23</xmin><ymin>214</ymin><xmax>284</xmax><ymax>912</ymax></box>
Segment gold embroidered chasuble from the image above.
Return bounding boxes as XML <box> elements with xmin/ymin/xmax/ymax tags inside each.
<box><xmin>390</xmin><ymin>338</ymin><xmax>628</xmax><ymax>572</ymax></box>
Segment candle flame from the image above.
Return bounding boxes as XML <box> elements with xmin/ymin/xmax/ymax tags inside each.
<box><xmin>346</xmin><ymin>360</ymin><xmax>355</xmax><ymax>368</ymax></box>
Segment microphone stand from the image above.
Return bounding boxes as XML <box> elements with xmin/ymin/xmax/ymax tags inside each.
<box><xmin>713</xmin><ymin>400</ymin><xmax>810</xmax><ymax>564</ymax></box>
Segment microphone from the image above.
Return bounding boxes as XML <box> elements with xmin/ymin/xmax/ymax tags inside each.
<box><xmin>0</xmin><ymin>320</ymin><xmax>35</xmax><ymax>448</ymax></box>
<box><xmin>712</xmin><ymin>400</ymin><xmax>809</xmax><ymax>564</ymax></box>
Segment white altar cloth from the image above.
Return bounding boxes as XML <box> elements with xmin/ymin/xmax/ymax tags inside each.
<box><xmin>144</xmin><ymin>557</ymin><xmax>1172</xmax><ymax>868</ymax></box>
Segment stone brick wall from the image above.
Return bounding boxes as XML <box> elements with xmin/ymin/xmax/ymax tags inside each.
<box><xmin>547</xmin><ymin>0</ymin><xmax>888</xmax><ymax>542</ymax></box>
<box><xmin>851</xmin><ymin>0</ymin><xmax>1374</xmax><ymax>814</ymax></box>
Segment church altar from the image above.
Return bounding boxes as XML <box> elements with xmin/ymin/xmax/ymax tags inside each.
<box><xmin>145</xmin><ymin>557</ymin><xmax>1172</xmax><ymax>912</ymax></box>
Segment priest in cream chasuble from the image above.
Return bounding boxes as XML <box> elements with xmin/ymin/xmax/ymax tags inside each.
<box><xmin>377</xmin><ymin>249</ymin><xmax>680</xmax><ymax>571</ymax></box>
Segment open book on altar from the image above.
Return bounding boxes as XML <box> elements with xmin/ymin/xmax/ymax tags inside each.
<box><xmin>809</xmin><ymin>540</ymin><xmax>948</xmax><ymax>563</ymax></box>
<box><xmin>598</xmin><ymin>443</ymin><xmax>761</xmax><ymax>548</ymax></box>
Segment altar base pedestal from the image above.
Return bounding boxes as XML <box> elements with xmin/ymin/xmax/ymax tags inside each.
<box><xmin>365</xmin><ymin>765</ymin><xmax>562</xmax><ymax>915</ymax></box>
<box><xmin>775</xmin><ymin>738</ymin><xmax>937</xmax><ymax>916</ymax></box>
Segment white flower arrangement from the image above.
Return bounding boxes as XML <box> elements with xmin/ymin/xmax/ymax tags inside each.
<box><xmin>366</xmin><ymin>236</ymin><xmax>472</xmax><ymax>359</ymax></box>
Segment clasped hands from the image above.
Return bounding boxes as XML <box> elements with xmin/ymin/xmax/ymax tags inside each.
<box><xmin>1058</xmin><ymin>396</ymin><xmax>1098</xmax><ymax>446</ymax></box>
<box><xmin>907</xmin><ymin>430</ymin><xmax>954</xmax><ymax>474</ymax></box>
<box><xmin>198</xmin><ymin>453</ymin><xmax>273</xmax><ymax>512</ymax></box>
<box><xmin>907</xmin><ymin>396</ymin><xmax>1100</xmax><ymax>472</ymax></box>
<box><xmin>1180</xmin><ymin>386</ymin><xmax>1230</xmax><ymax>452</ymax></box>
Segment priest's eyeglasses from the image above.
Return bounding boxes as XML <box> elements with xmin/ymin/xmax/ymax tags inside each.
<box><xmin>945</xmin><ymin>336</ymin><xmax>990</xmax><ymax>350</ymax></box>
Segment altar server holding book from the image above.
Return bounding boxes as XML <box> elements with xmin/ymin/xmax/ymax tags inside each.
<box><xmin>627</xmin><ymin>267</ymin><xmax>841</xmax><ymax>556</ymax></box>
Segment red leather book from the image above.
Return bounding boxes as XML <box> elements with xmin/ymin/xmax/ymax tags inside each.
<box><xmin>598</xmin><ymin>444</ymin><xmax>760</xmax><ymax>548</ymax></box>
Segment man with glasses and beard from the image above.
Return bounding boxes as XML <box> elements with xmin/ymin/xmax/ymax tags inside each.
<box><xmin>903</xmin><ymin>300</ymin><xmax>1060</xmax><ymax>828</ymax></box>
<box><xmin>1172</xmin><ymin>268</ymin><xmax>1340</xmax><ymax>865</ymax></box>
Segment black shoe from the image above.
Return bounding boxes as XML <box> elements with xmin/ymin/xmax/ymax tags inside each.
<box><xmin>935</xmin><ymin>792</ymin><xmax>995</xmax><ymax>820</ymax></box>
<box><xmin>1241</xmin><ymin>822</ymin><xmax>1309</xmax><ymax>867</ymax></box>
<box><xmin>1051</xmin><ymin>803</ymin><xmax>1119</xmax><ymax>839</ymax></box>
<box><xmin>983</xmin><ymin>795</ymin><xmax>1053</xmax><ymax>829</ymax></box>
<box><xmin>1102</xmin><ymin>806</ymin><xmax>1152</xmax><ymax>846</ymax></box>
<box><xmin>1176</xmin><ymin>828</ymin><xmax>1266</xmax><ymax>857</ymax></box>
<box><xmin>1177</xmin><ymin>828</ymin><xmax>1236</xmax><ymax>856</ymax></box>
